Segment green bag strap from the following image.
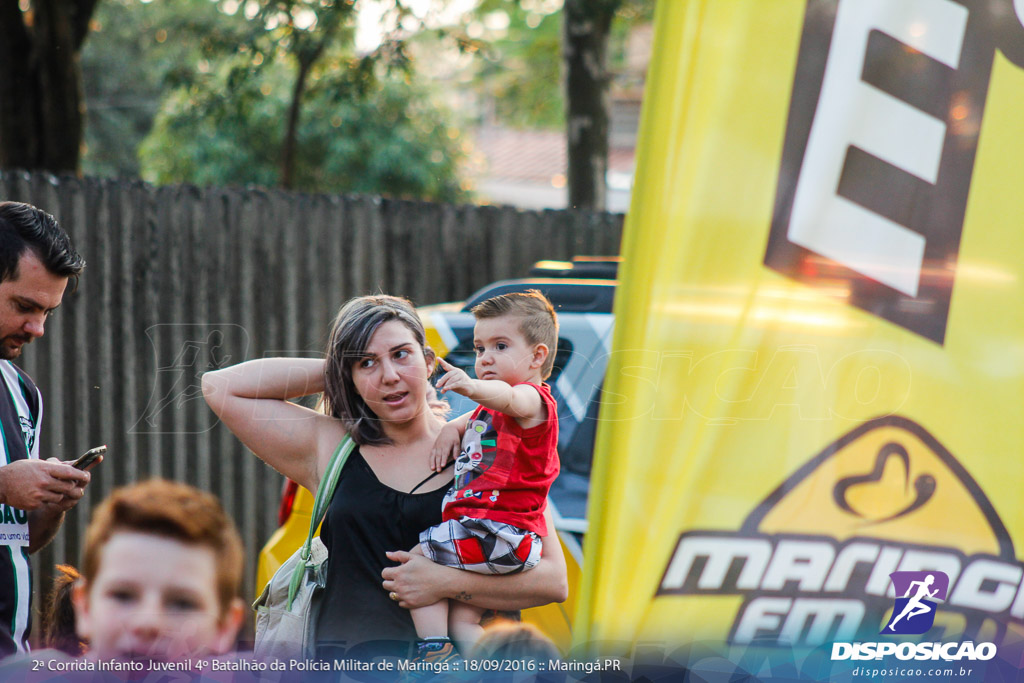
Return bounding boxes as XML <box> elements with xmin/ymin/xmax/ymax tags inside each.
<box><xmin>287</xmin><ymin>435</ymin><xmax>355</xmax><ymax>610</ymax></box>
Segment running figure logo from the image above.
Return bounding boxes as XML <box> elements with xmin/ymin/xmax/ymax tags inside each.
<box><xmin>882</xmin><ymin>571</ymin><xmax>949</xmax><ymax>635</ymax></box>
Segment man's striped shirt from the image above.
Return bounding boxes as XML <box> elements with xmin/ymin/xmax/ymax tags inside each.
<box><xmin>0</xmin><ymin>361</ymin><xmax>42</xmax><ymax>656</ymax></box>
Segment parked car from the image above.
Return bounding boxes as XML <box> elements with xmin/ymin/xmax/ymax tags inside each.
<box><xmin>256</xmin><ymin>257</ymin><xmax>618</xmax><ymax>650</ymax></box>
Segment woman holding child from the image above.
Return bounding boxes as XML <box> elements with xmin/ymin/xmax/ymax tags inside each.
<box><xmin>201</xmin><ymin>294</ymin><xmax>567</xmax><ymax>662</ymax></box>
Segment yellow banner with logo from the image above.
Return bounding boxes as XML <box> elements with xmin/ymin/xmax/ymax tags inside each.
<box><xmin>577</xmin><ymin>0</ymin><xmax>1024</xmax><ymax>671</ymax></box>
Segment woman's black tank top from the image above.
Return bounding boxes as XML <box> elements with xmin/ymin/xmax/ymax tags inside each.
<box><xmin>316</xmin><ymin>449</ymin><xmax>450</xmax><ymax>659</ymax></box>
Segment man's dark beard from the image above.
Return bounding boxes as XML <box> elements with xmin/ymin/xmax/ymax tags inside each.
<box><xmin>0</xmin><ymin>335</ymin><xmax>31</xmax><ymax>360</ymax></box>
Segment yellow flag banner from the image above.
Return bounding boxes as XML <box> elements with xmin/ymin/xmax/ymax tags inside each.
<box><xmin>577</xmin><ymin>0</ymin><xmax>1024</xmax><ymax>678</ymax></box>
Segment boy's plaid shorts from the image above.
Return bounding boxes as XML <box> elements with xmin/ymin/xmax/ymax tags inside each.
<box><xmin>419</xmin><ymin>517</ymin><xmax>542</xmax><ymax>574</ymax></box>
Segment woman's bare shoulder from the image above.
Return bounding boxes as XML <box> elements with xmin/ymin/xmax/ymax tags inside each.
<box><xmin>309</xmin><ymin>416</ymin><xmax>356</xmax><ymax>485</ymax></box>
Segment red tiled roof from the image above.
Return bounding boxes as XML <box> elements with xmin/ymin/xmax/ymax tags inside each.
<box><xmin>472</xmin><ymin>126</ymin><xmax>635</xmax><ymax>184</ymax></box>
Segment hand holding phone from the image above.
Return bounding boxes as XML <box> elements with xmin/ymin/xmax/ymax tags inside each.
<box><xmin>72</xmin><ymin>445</ymin><xmax>107</xmax><ymax>470</ymax></box>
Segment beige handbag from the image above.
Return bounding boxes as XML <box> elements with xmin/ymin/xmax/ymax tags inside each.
<box><xmin>253</xmin><ymin>436</ymin><xmax>354</xmax><ymax>660</ymax></box>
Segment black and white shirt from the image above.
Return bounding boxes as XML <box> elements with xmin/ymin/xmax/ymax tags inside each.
<box><xmin>0</xmin><ymin>361</ymin><xmax>41</xmax><ymax>656</ymax></box>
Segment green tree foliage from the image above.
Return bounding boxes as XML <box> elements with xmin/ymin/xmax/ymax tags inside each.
<box><xmin>82</xmin><ymin>0</ymin><xmax>249</xmax><ymax>178</ymax></box>
<box><xmin>464</xmin><ymin>0</ymin><xmax>652</xmax><ymax>132</ymax></box>
<box><xmin>83</xmin><ymin>0</ymin><xmax>468</xmax><ymax>201</ymax></box>
<box><xmin>139</xmin><ymin>52</ymin><xmax>467</xmax><ymax>202</ymax></box>
<box><xmin>470</xmin><ymin>0</ymin><xmax>564</xmax><ymax>130</ymax></box>
<box><xmin>81</xmin><ymin>1</ymin><xmax>160</xmax><ymax>178</ymax></box>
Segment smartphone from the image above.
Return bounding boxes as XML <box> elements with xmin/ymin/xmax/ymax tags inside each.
<box><xmin>72</xmin><ymin>445</ymin><xmax>107</xmax><ymax>470</ymax></box>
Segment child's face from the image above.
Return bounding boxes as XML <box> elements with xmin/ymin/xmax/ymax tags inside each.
<box><xmin>473</xmin><ymin>316</ymin><xmax>542</xmax><ymax>385</ymax></box>
<box><xmin>74</xmin><ymin>531</ymin><xmax>240</xmax><ymax>663</ymax></box>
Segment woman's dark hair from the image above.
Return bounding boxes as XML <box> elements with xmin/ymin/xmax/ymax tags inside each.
<box><xmin>0</xmin><ymin>202</ymin><xmax>85</xmax><ymax>288</ymax></box>
<box><xmin>322</xmin><ymin>295</ymin><xmax>447</xmax><ymax>445</ymax></box>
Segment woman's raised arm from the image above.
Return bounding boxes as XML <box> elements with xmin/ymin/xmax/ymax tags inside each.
<box><xmin>201</xmin><ymin>358</ymin><xmax>344</xmax><ymax>492</ymax></box>
<box><xmin>381</xmin><ymin>506</ymin><xmax>569</xmax><ymax>611</ymax></box>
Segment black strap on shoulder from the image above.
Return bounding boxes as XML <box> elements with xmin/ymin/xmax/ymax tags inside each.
<box><xmin>409</xmin><ymin>460</ymin><xmax>453</xmax><ymax>495</ymax></box>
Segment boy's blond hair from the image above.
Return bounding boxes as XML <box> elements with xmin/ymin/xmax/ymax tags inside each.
<box><xmin>471</xmin><ymin>289</ymin><xmax>559</xmax><ymax>379</ymax></box>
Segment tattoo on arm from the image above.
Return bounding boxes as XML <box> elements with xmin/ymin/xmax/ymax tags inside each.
<box><xmin>454</xmin><ymin>591</ymin><xmax>472</xmax><ymax>601</ymax></box>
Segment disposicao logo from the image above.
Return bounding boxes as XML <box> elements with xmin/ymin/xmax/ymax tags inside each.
<box><xmin>883</xmin><ymin>571</ymin><xmax>949</xmax><ymax>635</ymax></box>
<box><xmin>832</xmin><ymin>569</ymin><xmax>994</xmax><ymax>665</ymax></box>
<box><xmin>827</xmin><ymin>570</ymin><xmax>996</xmax><ymax>664</ymax></box>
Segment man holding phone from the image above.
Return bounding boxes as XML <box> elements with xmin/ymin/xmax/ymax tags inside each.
<box><xmin>0</xmin><ymin>202</ymin><xmax>92</xmax><ymax>656</ymax></box>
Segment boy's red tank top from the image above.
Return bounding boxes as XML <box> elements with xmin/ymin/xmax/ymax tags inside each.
<box><xmin>441</xmin><ymin>382</ymin><xmax>560</xmax><ymax>535</ymax></box>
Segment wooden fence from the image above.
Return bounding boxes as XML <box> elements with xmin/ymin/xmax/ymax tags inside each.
<box><xmin>0</xmin><ymin>170</ymin><xmax>622</xmax><ymax>638</ymax></box>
